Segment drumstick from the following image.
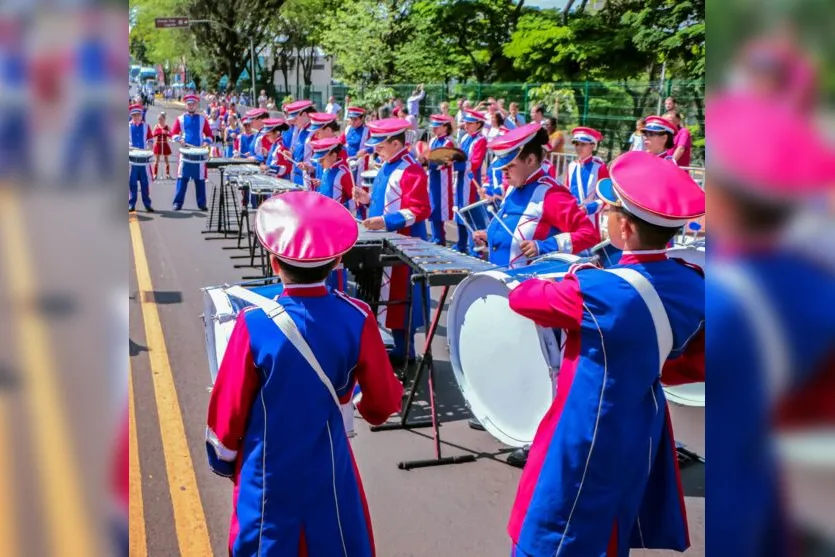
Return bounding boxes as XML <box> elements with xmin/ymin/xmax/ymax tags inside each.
<box><xmin>486</xmin><ymin>205</ymin><xmax>516</xmax><ymax>239</ymax></box>
<box><xmin>591</xmin><ymin>238</ymin><xmax>611</xmax><ymax>253</ymax></box>
<box><xmin>457</xmin><ymin>197</ymin><xmax>493</xmax><ymax>214</ymax></box>
<box><xmin>452</xmin><ymin>206</ymin><xmax>487</xmax><ymax>253</ymax></box>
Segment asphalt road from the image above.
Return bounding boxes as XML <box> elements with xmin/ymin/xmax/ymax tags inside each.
<box><xmin>128</xmin><ymin>103</ymin><xmax>705</xmax><ymax>556</ymax></box>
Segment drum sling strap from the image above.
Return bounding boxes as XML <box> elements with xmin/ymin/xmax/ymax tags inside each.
<box><xmin>224</xmin><ymin>286</ymin><xmax>342</xmax><ymax>410</ymax></box>
<box><xmin>605</xmin><ymin>268</ymin><xmax>673</xmax><ymax>374</ymax></box>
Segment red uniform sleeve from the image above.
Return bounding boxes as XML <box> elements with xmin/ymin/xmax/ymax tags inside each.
<box><xmin>206</xmin><ymin>312</ymin><xmax>261</xmax><ymax>472</ymax></box>
<box><xmin>470</xmin><ymin>136</ymin><xmax>487</xmax><ymax>184</ymax></box>
<box><xmin>385</xmin><ymin>164</ymin><xmax>432</xmax><ymax>230</ymax></box>
<box><xmin>354</xmin><ymin>311</ymin><xmax>403</xmax><ymax>425</ymax></box>
<box><xmin>145</xmin><ymin>124</ymin><xmax>153</xmax><ymax>142</ymax></box>
<box><xmin>170</xmin><ymin>117</ymin><xmax>182</xmax><ymax>137</ymax></box>
<box><xmin>509</xmin><ymin>274</ymin><xmax>585</xmax><ymax>330</ymax></box>
<box><xmin>597</xmin><ymin>161</ymin><xmax>610</xmax><ymax>180</ymax></box>
<box><xmin>340</xmin><ymin>168</ymin><xmax>354</xmax><ymax>204</ymax></box>
<box><xmin>661</xmin><ymin>328</ymin><xmax>705</xmax><ymax>385</ymax></box>
<box><xmin>542</xmin><ymin>186</ymin><xmax>599</xmax><ymax>253</ymax></box>
<box><xmin>202</xmin><ymin>118</ymin><xmax>213</xmax><ymax>141</ymax></box>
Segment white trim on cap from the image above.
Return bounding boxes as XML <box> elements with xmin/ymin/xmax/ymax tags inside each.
<box><xmin>616</xmin><ymin>191</ymin><xmax>691</xmax><ymax>227</ymax></box>
<box><xmin>491</xmin><ymin>131</ymin><xmax>538</xmax><ymax>156</ymax></box>
<box><xmin>572</xmin><ymin>133</ymin><xmax>598</xmax><ymax>144</ymax></box>
<box><xmin>275</xmin><ymin>255</ymin><xmax>340</xmax><ymax>268</ymax></box>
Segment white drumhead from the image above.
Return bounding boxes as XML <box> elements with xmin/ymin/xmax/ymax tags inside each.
<box><xmin>663</xmin><ymin>243</ymin><xmax>706</xmax><ymax>407</ymax></box>
<box><xmin>448</xmin><ymin>271</ymin><xmax>560</xmax><ymax>447</ymax></box>
<box><xmin>202</xmin><ymin>286</ymin><xmax>237</xmax><ymax>383</ymax></box>
<box><xmin>130</xmin><ymin>149</ymin><xmax>153</xmax><ymax>158</ymax></box>
<box><xmin>181</xmin><ymin>147</ymin><xmax>210</xmax><ymax>156</ymax></box>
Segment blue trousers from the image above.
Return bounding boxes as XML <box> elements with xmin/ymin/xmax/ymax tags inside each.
<box><xmin>391</xmin><ymin>330</ymin><xmax>416</xmax><ymax>360</ymax></box>
<box><xmin>430</xmin><ymin>220</ymin><xmax>446</xmax><ymax>245</ymax></box>
<box><xmin>173</xmin><ymin>161</ymin><xmax>206</xmax><ymax>208</ymax></box>
<box><xmin>128</xmin><ymin>165</ymin><xmax>152</xmax><ymax>208</ymax></box>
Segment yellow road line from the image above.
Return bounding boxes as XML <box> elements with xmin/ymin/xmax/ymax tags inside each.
<box><xmin>128</xmin><ymin>359</ymin><xmax>148</xmax><ymax>556</ymax></box>
<box><xmin>129</xmin><ymin>213</ymin><xmax>212</xmax><ymax>556</ymax></box>
<box><xmin>0</xmin><ymin>190</ymin><xmax>98</xmax><ymax>556</ymax></box>
<box><xmin>0</xmin><ymin>397</ymin><xmax>18</xmax><ymax>557</ymax></box>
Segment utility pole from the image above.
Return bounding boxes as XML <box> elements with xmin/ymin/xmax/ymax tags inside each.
<box><xmin>656</xmin><ymin>61</ymin><xmax>667</xmax><ymax>115</ymax></box>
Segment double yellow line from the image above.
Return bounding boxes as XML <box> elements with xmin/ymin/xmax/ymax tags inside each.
<box><xmin>0</xmin><ymin>190</ymin><xmax>98</xmax><ymax>556</ymax></box>
<box><xmin>129</xmin><ymin>214</ymin><xmax>212</xmax><ymax>555</ymax></box>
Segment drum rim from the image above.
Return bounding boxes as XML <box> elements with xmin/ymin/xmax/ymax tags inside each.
<box><xmin>448</xmin><ymin>269</ymin><xmax>558</xmax><ymax>448</ymax></box>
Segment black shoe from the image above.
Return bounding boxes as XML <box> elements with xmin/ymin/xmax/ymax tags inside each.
<box><xmin>468</xmin><ymin>417</ymin><xmax>485</xmax><ymax>431</ymax></box>
<box><xmin>128</xmin><ymin>206</ymin><xmax>136</xmax><ymax>212</ymax></box>
<box><xmin>507</xmin><ymin>445</ymin><xmax>530</xmax><ymax>468</ymax></box>
<box><xmin>145</xmin><ymin>206</ymin><xmax>155</xmax><ymax>213</ymax></box>
<box><xmin>198</xmin><ymin>205</ymin><xmax>208</xmax><ymax>211</ymax></box>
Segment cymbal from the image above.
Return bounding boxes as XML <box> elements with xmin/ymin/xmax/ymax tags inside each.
<box><xmin>427</xmin><ymin>147</ymin><xmax>466</xmax><ymax>164</ymax></box>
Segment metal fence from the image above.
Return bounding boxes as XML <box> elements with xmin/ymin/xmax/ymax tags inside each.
<box><xmin>271</xmin><ymin>80</ymin><xmax>703</xmax><ymax>165</ymax></box>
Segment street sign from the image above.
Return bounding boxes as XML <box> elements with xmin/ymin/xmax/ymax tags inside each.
<box><xmin>155</xmin><ymin>17</ymin><xmax>189</xmax><ymax>28</ymax></box>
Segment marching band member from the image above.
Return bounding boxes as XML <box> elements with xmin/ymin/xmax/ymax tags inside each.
<box><xmin>642</xmin><ymin>115</ymin><xmax>677</xmax><ymax>161</ymax></box>
<box><xmin>151</xmin><ymin>111</ymin><xmax>172</xmax><ymax>180</ymax></box>
<box><xmin>342</xmin><ymin>106</ymin><xmax>373</xmax><ymax>185</ymax></box>
<box><xmin>353</xmin><ymin>118</ymin><xmax>432</xmax><ymax>365</ymax></box>
<box><xmin>310</xmin><ymin>136</ymin><xmax>354</xmax><ymax>209</ymax></box>
<box><xmin>564</xmin><ymin>127</ymin><xmax>609</xmax><ymax>232</ymax></box>
<box><xmin>236</xmin><ymin>117</ymin><xmax>256</xmax><ymax>158</ymax></box>
<box><xmin>303</xmin><ymin>112</ymin><xmax>345</xmax><ymax>185</ymax></box>
<box><xmin>280</xmin><ymin>102</ymin><xmax>295</xmax><ymax>151</ymax></box>
<box><xmin>224</xmin><ymin>113</ymin><xmax>241</xmax><ymax>158</ymax></box>
<box><xmin>707</xmin><ymin>94</ymin><xmax>835</xmax><ymax>557</ymax></box>
<box><xmin>207</xmin><ymin>191</ymin><xmax>403</xmax><ymax>557</ymax></box>
<box><xmin>483</xmin><ymin>125</ymin><xmax>511</xmax><ymax>198</ymax></box>
<box><xmin>243</xmin><ymin>108</ymin><xmax>269</xmax><ymax>161</ymax></box>
<box><xmin>472</xmin><ymin>123</ymin><xmax>598</xmax><ymax>268</ymax></box>
<box><xmin>284</xmin><ymin>99</ymin><xmax>315</xmax><ymax>186</ymax></box>
<box><xmin>128</xmin><ymin>104</ymin><xmax>154</xmax><ymax>212</ymax></box>
<box><xmin>507</xmin><ymin>150</ymin><xmax>706</xmax><ymax>557</ymax></box>
<box><xmin>454</xmin><ymin>109</ymin><xmax>489</xmax><ymax>253</ymax></box>
<box><xmin>539</xmin><ymin>143</ymin><xmax>558</xmax><ymax>181</ymax></box>
<box><xmin>423</xmin><ymin>114</ymin><xmax>456</xmax><ymax>245</ymax></box>
<box><xmin>170</xmin><ymin>93</ymin><xmax>213</xmax><ymax>211</ymax></box>
<box><xmin>262</xmin><ymin>118</ymin><xmax>293</xmax><ymax>179</ymax></box>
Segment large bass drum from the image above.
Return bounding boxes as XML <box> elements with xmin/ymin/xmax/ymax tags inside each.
<box><xmin>201</xmin><ymin>280</ymin><xmax>394</xmax><ymax>438</ymax></box>
<box><xmin>663</xmin><ymin>240</ymin><xmax>706</xmax><ymax>408</ymax></box>
<box><xmin>448</xmin><ymin>254</ymin><xmax>585</xmax><ymax>447</ymax></box>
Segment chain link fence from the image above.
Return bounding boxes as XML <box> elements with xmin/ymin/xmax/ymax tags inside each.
<box><xmin>207</xmin><ymin>79</ymin><xmax>705</xmax><ymax>165</ymax></box>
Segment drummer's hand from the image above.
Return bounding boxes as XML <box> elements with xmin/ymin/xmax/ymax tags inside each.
<box><xmin>178</xmin><ymin>138</ymin><xmax>185</xmax><ymax>145</ymax></box>
<box><xmin>417</xmin><ymin>155</ymin><xmax>427</xmax><ymax>165</ymax></box>
<box><xmin>362</xmin><ymin>217</ymin><xmax>386</xmax><ymax>231</ymax></box>
<box><xmin>491</xmin><ymin>194</ymin><xmax>504</xmax><ymax>202</ymax></box>
<box><xmin>520</xmin><ymin>240</ymin><xmax>539</xmax><ymax>258</ymax></box>
<box><xmin>353</xmin><ymin>188</ymin><xmax>370</xmax><ymax>205</ymax></box>
<box><xmin>259</xmin><ymin>163</ymin><xmax>267</xmax><ymax>172</ymax></box>
<box><xmin>310</xmin><ymin>179</ymin><xmax>321</xmax><ymax>190</ymax></box>
<box><xmin>472</xmin><ymin>230</ymin><xmax>488</xmax><ymax>245</ymax></box>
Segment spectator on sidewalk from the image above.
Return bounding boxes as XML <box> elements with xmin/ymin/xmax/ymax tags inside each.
<box><xmin>664</xmin><ymin>111</ymin><xmax>692</xmax><ymax>166</ymax></box>
<box><xmin>258</xmin><ymin>89</ymin><xmax>268</xmax><ymax>108</ymax></box>
<box><xmin>325</xmin><ymin>96</ymin><xmax>342</xmax><ymax>118</ymax></box>
<box><xmin>628</xmin><ymin>118</ymin><xmax>647</xmax><ymax>151</ymax></box>
<box><xmin>505</xmin><ymin>102</ymin><xmax>526</xmax><ymax>129</ymax></box>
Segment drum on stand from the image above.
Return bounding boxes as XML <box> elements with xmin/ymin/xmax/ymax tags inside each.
<box><xmin>202</xmin><ymin>280</ymin><xmax>358</xmax><ymax>437</ymax></box>
<box><xmin>448</xmin><ymin>254</ymin><xmax>585</xmax><ymax>447</ymax></box>
<box><xmin>360</xmin><ymin>169</ymin><xmax>378</xmax><ymax>192</ymax></box>
<box><xmin>180</xmin><ymin>147</ymin><xmax>210</xmax><ymax>163</ymax></box>
<box><xmin>129</xmin><ymin>149</ymin><xmax>154</xmax><ymax>166</ymax></box>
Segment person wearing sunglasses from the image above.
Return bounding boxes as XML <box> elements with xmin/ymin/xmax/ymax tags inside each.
<box><xmin>642</xmin><ymin>116</ymin><xmax>676</xmax><ymax>161</ymax></box>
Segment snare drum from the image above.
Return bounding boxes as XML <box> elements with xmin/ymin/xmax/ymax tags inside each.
<box><xmin>180</xmin><ymin>147</ymin><xmax>210</xmax><ymax>163</ymax></box>
<box><xmin>360</xmin><ymin>170</ymin><xmax>378</xmax><ymax>190</ymax></box>
<box><xmin>202</xmin><ymin>280</ymin><xmax>395</xmax><ymax>437</ymax></box>
<box><xmin>129</xmin><ymin>149</ymin><xmax>154</xmax><ymax>166</ymax></box>
<box><xmin>448</xmin><ymin>254</ymin><xmax>585</xmax><ymax>447</ymax></box>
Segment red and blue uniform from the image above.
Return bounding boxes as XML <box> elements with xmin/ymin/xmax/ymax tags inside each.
<box><xmin>343</xmin><ymin>112</ymin><xmax>372</xmax><ymax>185</ymax></box>
<box><xmin>365</xmin><ymin>127</ymin><xmax>432</xmax><ymax>358</ymax></box>
<box><xmin>454</xmin><ymin>123</ymin><xmax>488</xmax><ymax>252</ymax></box>
<box><xmin>129</xmin><ymin>112</ymin><xmax>153</xmax><ymax>210</ymax></box>
<box><xmin>427</xmin><ymin>133</ymin><xmax>455</xmax><ymax>245</ymax></box>
<box><xmin>319</xmin><ymin>159</ymin><xmax>354</xmax><ymax>210</ymax></box>
<box><xmin>486</xmin><ymin>167</ymin><xmax>598</xmax><ymax>268</ymax></box>
<box><xmin>170</xmin><ymin>100</ymin><xmax>213</xmax><ymax>209</ymax></box>
<box><xmin>507</xmin><ymin>251</ymin><xmax>704</xmax><ymax>556</ymax></box>
<box><xmin>237</xmin><ymin>130</ymin><xmax>256</xmax><ymax>158</ymax></box>
<box><xmin>207</xmin><ymin>283</ymin><xmax>403</xmax><ymax>556</ymax></box>
<box><xmin>706</xmin><ymin>93</ymin><xmax>835</xmax><ymax>557</ymax></box>
<box><xmin>507</xmin><ymin>151</ymin><xmax>707</xmax><ymax>556</ymax></box>
<box><xmin>207</xmin><ymin>191</ymin><xmax>404</xmax><ymax>557</ymax></box>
